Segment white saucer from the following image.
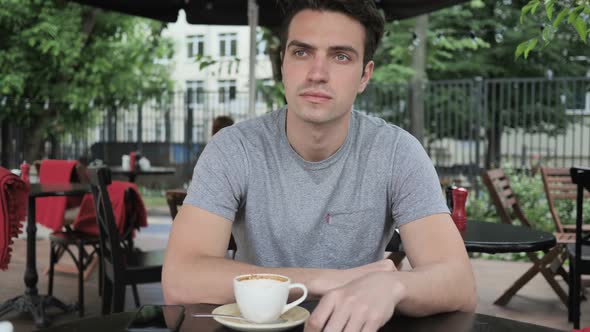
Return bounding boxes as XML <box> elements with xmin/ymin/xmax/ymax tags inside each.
<box><xmin>211</xmin><ymin>303</ymin><xmax>310</xmax><ymax>332</ymax></box>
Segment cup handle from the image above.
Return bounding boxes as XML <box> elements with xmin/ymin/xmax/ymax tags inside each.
<box><xmin>281</xmin><ymin>283</ymin><xmax>308</xmax><ymax>314</ymax></box>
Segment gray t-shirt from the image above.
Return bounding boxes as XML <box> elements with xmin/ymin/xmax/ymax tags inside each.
<box><xmin>185</xmin><ymin>107</ymin><xmax>448</xmax><ymax>269</ymax></box>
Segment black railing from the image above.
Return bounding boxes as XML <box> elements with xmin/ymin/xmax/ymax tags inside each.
<box><xmin>2</xmin><ymin>77</ymin><xmax>589</xmax><ymax>185</ymax></box>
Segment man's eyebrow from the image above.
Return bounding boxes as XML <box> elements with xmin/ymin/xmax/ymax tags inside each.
<box><xmin>329</xmin><ymin>45</ymin><xmax>359</xmax><ymax>57</ymax></box>
<box><xmin>286</xmin><ymin>40</ymin><xmax>316</xmax><ymax>50</ymax></box>
<box><xmin>287</xmin><ymin>40</ymin><xmax>359</xmax><ymax>57</ymax></box>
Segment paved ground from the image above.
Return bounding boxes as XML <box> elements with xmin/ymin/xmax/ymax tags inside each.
<box><xmin>1</xmin><ymin>209</ymin><xmax>587</xmax><ymax>331</ymax></box>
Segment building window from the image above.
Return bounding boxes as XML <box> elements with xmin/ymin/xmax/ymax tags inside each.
<box><xmin>218</xmin><ymin>80</ymin><xmax>237</xmax><ymax>103</ymax></box>
<box><xmin>219</xmin><ymin>33</ymin><xmax>238</xmax><ymax>57</ymax></box>
<box><xmin>187</xmin><ymin>35</ymin><xmax>205</xmax><ymax>58</ymax></box>
<box><xmin>186</xmin><ymin>80</ymin><xmax>205</xmax><ymax>105</ymax></box>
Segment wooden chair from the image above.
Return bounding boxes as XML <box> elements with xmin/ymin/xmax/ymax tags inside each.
<box><xmin>165</xmin><ymin>189</ymin><xmax>186</xmax><ymax>221</ymax></box>
<box><xmin>165</xmin><ymin>189</ymin><xmax>237</xmax><ymax>259</ymax></box>
<box><xmin>89</xmin><ymin>166</ymin><xmax>164</xmax><ymax>314</ymax></box>
<box><xmin>568</xmin><ymin>166</ymin><xmax>590</xmax><ymax>328</ymax></box>
<box><xmin>482</xmin><ymin>169</ymin><xmax>569</xmax><ymax>306</ymax></box>
<box><xmin>541</xmin><ymin>167</ymin><xmax>590</xmax><ymax>234</ymax></box>
<box><xmin>37</xmin><ymin>160</ymin><xmax>100</xmax><ymax>317</ymax></box>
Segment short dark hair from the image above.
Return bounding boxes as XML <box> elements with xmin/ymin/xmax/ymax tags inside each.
<box><xmin>212</xmin><ymin>115</ymin><xmax>234</xmax><ymax>135</ymax></box>
<box><xmin>279</xmin><ymin>0</ymin><xmax>384</xmax><ymax>68</ymax></box>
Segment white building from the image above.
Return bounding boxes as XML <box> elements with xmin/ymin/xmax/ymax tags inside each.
<box><xmin>162</xmin><ymin>11</ymin><xmax>274</xmax><ymax>114</ymax></box>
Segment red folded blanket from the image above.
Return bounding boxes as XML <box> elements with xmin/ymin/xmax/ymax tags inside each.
<box><xmin>0</xmin><ymin>167</ymin><xmax>29</xmax><ymax>270</ymax></box>
<box><xmin>73</xmin><ymin>181</ymin><xmax>147</xmax><ymax>236</ymax></box>
<box><xmin>36</xmin><ymin>160</ymin><xmax>79</xmax><ymax>231</ymax></box>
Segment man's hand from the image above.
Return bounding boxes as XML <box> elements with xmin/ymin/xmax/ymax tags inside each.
<box><xmin>306</xmin><ymin>260</ymin><xmax>397</xmax><ymax>297</ymax></box>
<box><xmin>304</xmin><ymin>271</ymin><xmax>406</xmax><ymax>332</ymax></box>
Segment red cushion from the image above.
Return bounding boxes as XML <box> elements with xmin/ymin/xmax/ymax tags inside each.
<box><xmin>0</xmin><ymin>167</ymin><xmax>28</xmax><ymax>270</ymax></box>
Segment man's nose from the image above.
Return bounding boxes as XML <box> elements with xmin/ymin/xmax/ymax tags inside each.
<box><xmin>306</xmin><ymin>56</ymin><xmax>329</xmax><ymax>83</ymax></box>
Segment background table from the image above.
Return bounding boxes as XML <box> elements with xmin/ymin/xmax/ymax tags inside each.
<box><xmin>110</xmin><ymin>166</ymin><xmax>176</xmax><ymax>183</ymax></box>
<box><xmin>42</xmin><ymin>302</ymin><xmax>567</xmax><ymax>332</ymax></box>
<box><xmin>387</xmin><ymin>220</ymin><xmax>556</xmax><ymax>254</ymax></box>
<box><xmin>460</xmin><ymin>220</ymin><xmax>556</xmax><ymax>253</ymax></box>
<box><xmin>0</xmin><ymin>183</ymin><xmax>90</xmax><ymax>327</ymax></box>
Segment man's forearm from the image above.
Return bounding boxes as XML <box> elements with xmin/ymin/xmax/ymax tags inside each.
<box><xmin>392</xmin><ymin>259</ymin><xmax>476</xmax><ymax>316</ymax></box>
<box><xmin>162</xmin><ymin>257</ymin><xmax>397</xmax><ymax>305</ymax></box>
<box><xmin>163</xmin><ymin>256</ymin><xmax>336</xmax><ymax>305</ymax></box>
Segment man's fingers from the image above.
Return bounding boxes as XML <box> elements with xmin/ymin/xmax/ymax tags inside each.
<box><xmin>342</xmin><ymin>307</ymin><xmax>367</xmax><ymax>332</ymax></box>
<box><xmin>322</xmin><ymin>294</ymin><xmax>352</xmax><ymax>332</ymax></box>
<box><xmin>305</xmin><ymin>294</ymin><xmax>336</xmax><ymax>332</ymax></box>
<box><xmin>359</xmin><ymin>312</ymin><xmax>384</xmax><ymax>332</ymax></box>
<box><xmin>360</xmin><ymin>320</ymin><xmax>380</xmax><ymax>332</ymax></box>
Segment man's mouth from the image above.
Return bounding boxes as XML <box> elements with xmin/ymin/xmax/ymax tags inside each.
<box><xmin>299</xmin><ymin>91</ymin><xmax>333</xmax><ymax>104</ymax></box>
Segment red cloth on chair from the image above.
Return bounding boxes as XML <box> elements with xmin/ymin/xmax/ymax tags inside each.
<box><xmin>73</xmin><ymin>181</ymin><xmax>147</xmax><ymax>236</ymax></box>
<box><xmin>35</xmin><ymin>160</ymin><xmax>79</xmax><ymax>231</ymax></box>
<box><xmin>0</xmin><ymin>167</ymin><xmax>28</xmax><ymax>270</ymax></box>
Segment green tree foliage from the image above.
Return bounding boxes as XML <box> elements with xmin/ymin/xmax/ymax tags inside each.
<box><xmin>516</xmin><ymin>0</ymin><xmax>590</xmax><ymax>59</ymax></box>
<box><xmin>373</xmin><ymin>0</ymin><xmax>588</xmax><ymax>81</ymax></box>
<box><xmin>0</xmin><ymin>0</ymin><xmax>174</xmax><ymax>161</ymax></box>
<box><xmin>373</xmin><ymin>1</ymin><xmax>490</xmax><ymax>83</ymax></box>
<box><xmin>366</xmin><ymin>0</ymin><xmax>589</xmax><ymax>168</ymax></box>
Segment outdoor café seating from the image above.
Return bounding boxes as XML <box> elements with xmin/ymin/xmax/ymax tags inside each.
<box><xmin>567</xmin><ymin>166</ymin><xmax>590</xmax><ymax>329</ymax></box>
<box><xmin>0</xmin><ymin>167</ymin><xmax>27</xmax><ymax>273</ymax></box>
<box><xmin>482</xmin><ymin>168</ymin><xmax>569</xmax><ymax>306</ymax></box>
<box><xmin>36</xmin><ymin>159</ymin><xmax>100</xmax><ymax>317</ymax></box>
<box><xmin>541</xmin><ymin>167</ymin><xmax>590</xmax><ymax>234</ymax></box>
<box><xmin>88</xmin><ymin>166</ymin><xmax>164</xmax><ymax>314</ymax></box>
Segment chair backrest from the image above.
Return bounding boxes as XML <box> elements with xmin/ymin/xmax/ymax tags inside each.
<box><xmin>570</xmin><ymin>167</ymin><xmax>590</xmax><ymax>275</ymax></box>
<box><xmin>120</xmin><ymin>188</ymin><xmax>138</xmax><ymax>251</ymax></box>
<box><xmin>165</xmin><ymin>189</ymin><xmax>186</xmax><ymax>219</ymax></box>
<box><xmin>38</xmin><ymin>159</ymin><xmax>87</xmax><ymax>212</ymax></box>
<box><xmin>88</xmin><ymin>166</ymin><xmax>125</xmax><ymax>286</ymax></box>
<box><xmin>481</xmin><ymin>169</ymin><xmax>532</xmax><ymax>228</ymax></box>
<box><xmin>540</xmin><ymin>167</ymin><xmax>590</xmax><ymax>233</ymax></box>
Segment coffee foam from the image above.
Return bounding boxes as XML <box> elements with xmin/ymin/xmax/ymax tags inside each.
<box><xmin>237</xmin><ymin>274</ymin><xmax>288</xmax><ymax>283</ymax></box>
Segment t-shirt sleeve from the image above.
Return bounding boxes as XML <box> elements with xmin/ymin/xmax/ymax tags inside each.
<box><xmin>183</xmin><ymin>129</ymin><xmax>249</xmax><ymax>222</ymax></box>
<box><xmin>390</xmin><ymin>132</ymin><xmax>449</xmax><ymax>228</ymax></box>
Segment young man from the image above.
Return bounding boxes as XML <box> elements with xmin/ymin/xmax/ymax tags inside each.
<box><xmin>163</xmin><ymin>1</ymin><xmax>476</xmax><ymax>331</ymax></box>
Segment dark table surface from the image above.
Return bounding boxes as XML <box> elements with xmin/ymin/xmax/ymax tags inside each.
<box><xmin>387</xmin><ymin>220</ymin><xmax>556</xmax><ymax>254</ymax></box>
<box><xmin>41</xmin><ymin>302</ymin><xmax>567</xmax><ymax>332</ymax></box>
<box><xmin>461</xmin><ymin>220</ymin><xmax>556</xmax><ymax>253</ymax></box>
<box><xmin>29</xmin><ymin>183</ymin><xmax>91</xmax><ymax>197</ymax></box>
<box><xmin>110</xmin><ymin>166</ymin><xmax>176</xmax><ymax>182</ymax></box>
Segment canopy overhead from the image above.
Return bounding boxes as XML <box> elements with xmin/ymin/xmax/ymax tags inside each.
<box><xmin>71</xmin><ymin>0</ymin><xmax>468</xmax><ymax>25</ymax></box>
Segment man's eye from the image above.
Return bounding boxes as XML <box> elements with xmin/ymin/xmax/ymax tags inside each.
<box><xmin>336</xmin><ymin>54</ymin><xmax>350</xmax><ymax>61</ymax></box>
<box><xmin>294</xmin><ymin>50</ymin><xmax>307</xmax><ymax>57</ymax></box>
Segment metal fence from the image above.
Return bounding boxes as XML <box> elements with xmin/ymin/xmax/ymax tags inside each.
<box><xmin>357</xmin><ymin>77</ymin><xmax>590</xmax><ymax>183</ymax></box>
<box><xmin>2</xmin><ymin>76</ymin><xmax>589</xmax><ymax>184</ymax></box>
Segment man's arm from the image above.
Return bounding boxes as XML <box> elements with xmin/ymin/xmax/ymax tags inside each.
<box><xmin>162</xmin><ymin>205</ymin><xmax>396</xmax><ymax>305</ymax></box>
<box><xmin>305</xmin><ymin>213</ymin><xmax>476</xmax><ymax>332</ymax></box>
<box><xmin>390</xmin><ymin>213</ymin><xmax>476</xmax><ymax>314</ymax></box>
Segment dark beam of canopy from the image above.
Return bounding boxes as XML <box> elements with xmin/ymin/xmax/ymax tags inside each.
<box><xmin>70</xmin><ymin>0</ymin><xmax>469</xmax><ymax>25</ymax></box>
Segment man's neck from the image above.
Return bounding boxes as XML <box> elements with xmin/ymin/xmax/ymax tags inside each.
<box><xmin>285</xmin><ymin>110</ymin><xmax>351</xmax><ymax>162</ymax></box>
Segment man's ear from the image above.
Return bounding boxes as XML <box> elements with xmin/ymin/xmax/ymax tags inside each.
<box><xmin>358</xmin><ymin>61</ymin><xmax>374</xmax><ymax>94</ymax></box>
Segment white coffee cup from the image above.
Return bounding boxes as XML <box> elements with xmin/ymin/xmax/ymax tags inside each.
<box><xmin>233</xmin><ymin>273</ymin><xmax>307</xmax><ymax>324</ymax></box>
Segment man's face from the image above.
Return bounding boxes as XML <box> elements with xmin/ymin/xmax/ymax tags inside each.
<box><xmin>281</xmin><ymin>9</ymin><xmax>373</xmax><ymax>126</ymax></box>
